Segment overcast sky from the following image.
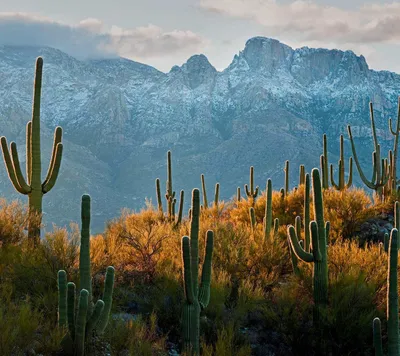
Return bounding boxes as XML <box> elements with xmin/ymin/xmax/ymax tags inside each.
<box><xmin>1</xmin><ymin>0</ymin><xmax>400</xmax><ymax>73</ymax></box>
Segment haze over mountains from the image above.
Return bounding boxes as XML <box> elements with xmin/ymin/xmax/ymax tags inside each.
<box><xmin>0</xmin><ymin>36</ymin><xmax>399</xmax><ymax>232</ymax></box>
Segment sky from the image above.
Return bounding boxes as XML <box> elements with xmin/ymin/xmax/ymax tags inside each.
<box><xmin>0</xmin><ymin>0</ymin><xmax>400</xmax><ymax>73</ymax></box>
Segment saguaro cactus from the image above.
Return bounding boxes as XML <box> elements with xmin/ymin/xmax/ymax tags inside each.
<box><xmin>201</xmin><ymin>174</ymin><xmax>208</xmax><ymax>209</ymax></box>
<box><xmin>330</xmin><ymin>135</ymin><xmax>353</xmax><ymax>190</ymax></box>
<box><xmin>245</xmin><ymin>166</ymin><xmax>259</xmax><ymax>204</ymax></box>
<box><xmin>165</xmin><ymin>151</ymin><xmax>176</xmax><ymax>221</ymax></box>
<box><xmin>155</xmin><ymin>178</ymin><xmax>163</xmax><ymax>215</ymax></box>
<box><xmin>283</xmin><ymin>160</ymin><xmax>290</xmax><ymax>197</ymax></box>
<box><xmin>58</xmin><ymin>195</ymin><xmax>115</xmax><ymax>356</ymax></box>
<box><xmin>372</xmin><ymin>228</ymin><xmax>399</xmax><ymax>356</ymax></box>
<box><xmin>320</xmin><ymin>134</ymin><xmax>329</xmax><ymax>189</ymax></box>
<box><xmin>348</xmin><ymin>102</ymin><xmax>390</xmax><ymax>200</ymax></box>
<box><xmin>263</xmin><ymin>179</ymin><xmax>279</xmax><ymax>241</ymax></box>
<box><xmin>214</xmin><ymin>183</ymin><xmax>220</xmax><ymax>208</ymax></box>
<box><xmin>181</xmin><ymin>189</ymin><xmax>214</xmax><ymax>355</ymax></box>
<box><xmin>0</xmin><ymin>57</ymin><xmax>63</xmax><ymax>244</ymax></box>
<box><xmin>387</xmin><ymin>97</ymin><xmax>400</xmax><ymax>195</ymax></box>
<box><xmin>299</xmin><ymin>165</ymin><xmax>306</xmax><ymax>186</ymax></box>
<box><xmin>287</xmin><ymin>169</ymin><xmax>330</xmax><ymax>325</ymax></box>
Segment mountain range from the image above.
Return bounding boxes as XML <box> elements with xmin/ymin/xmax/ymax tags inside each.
<box><xmin>0</xmin><ymin>36</ymin><xmax>399</xmax><ymax>233</ymax></box>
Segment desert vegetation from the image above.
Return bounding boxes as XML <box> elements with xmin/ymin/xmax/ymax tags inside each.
<box><xmin>1</xmin><ymin>57</ymin><xmax>400</xmax><ymax>356</ymax></box>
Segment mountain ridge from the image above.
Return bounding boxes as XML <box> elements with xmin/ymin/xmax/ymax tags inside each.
<box><xmin>0</xmin><ymin>37</ymin><xmax>399</xmax><ymax>233</ymax></box>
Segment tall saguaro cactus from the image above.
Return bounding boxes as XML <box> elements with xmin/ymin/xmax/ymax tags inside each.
<box><xmin>165</xmin><ymin>150</ymin><xmax>176</xmax><ymax>221</ymax></box>
<box><xmin>348</xmin><ymin>102</ymin><xmax>390</xmax><ymax>200</ymax></box>
<box><xmin>372</xmin><ymin>227</ymin><xmax>399</xmax><ymax>356</ymax></box>
<box><xmin>181</xmin><ymin>189</ymin><xmax>214</xmax><ymax>355</ymax></box>
<box><xmin>245</xmin><ymin>166</ymin><xmax>259</xmax><ymax>204</ymax></box>
<box><xmin>58</xmin><ymin>195</ymin><xmax>115</xmax><ymax>356</ymax></box>
<box><xmin>387</xmin><ymin>97</ymin><xmax>400</xmax><ymax>195</ymax></box>
<box><xmin>263</xmin><ymin>179</ymin><xmax>279</xmax><ymax>241</ymax></box>
<box><xmin>330</xmin><ymin>135</ymin><xmax>353</xmax><ymax>190</ymax></box>
<box><xmin>287</xmin><ymin>168</ymin><xmax>330</xmax><ymax>325</ymax></box>
<box><xmin>0</xmin><ymin>57</ymin><xmax>63</xmax><ymax>244</ymax></box>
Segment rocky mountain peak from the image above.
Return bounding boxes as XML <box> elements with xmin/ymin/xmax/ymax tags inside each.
<box><xmin>238</xmin><ymin>36</ymin><xmax>294</xmax><ymax>72</ymax></box>
<box><xmin>170</xmin><ymin>54</ymin><xmax>217</xmax><ymax>89</ymax></box>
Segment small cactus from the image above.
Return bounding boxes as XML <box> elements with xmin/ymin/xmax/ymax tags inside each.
<box><xmin>245</xmin><ymin>166</ymin><xmax>259</xmax><ymax>204</ymax></box>
<box><xmin>330</xmin><ymin>135</ymin><xmax>353</xmax><ymax>190</ymax></box>
<box><xmin>58</xmin><ymin>195</ymin><xmax>115</xmax><ymax>356</ymax></box>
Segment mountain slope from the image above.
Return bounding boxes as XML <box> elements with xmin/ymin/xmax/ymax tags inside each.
<box><xmin>0</xmin><ymin>37</ymin><xmax>399</xmax><ymax>232</ymax></box>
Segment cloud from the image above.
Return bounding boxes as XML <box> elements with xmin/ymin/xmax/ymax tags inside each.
<box><xmin>199</xmin><ymin>0</ymin><xmax>400</xmax><ymax>45</ymax></box>
<box><xmin>0</xmin><ymin>12</ymin><xmax>208</xmax><ymax>66</ymax></box>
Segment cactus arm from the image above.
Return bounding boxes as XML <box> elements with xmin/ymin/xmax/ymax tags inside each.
<box><xmin>370</xmin><ymin>102</ymin><xmax>379</xmax><ymax>151</ymax></box>
<box><xmin>26</xmin><ymin>121</ymin><xmax>32</xmax><ymax>184</ymax></box>
<box><xmin>295</xmin><ymin>216</ymin><xmax>302</xmax><ymax>240</ymax></box>
<box><xmin>347</xmin><ymin>125</ymin><xmax>378</xmax><ymax>190</ymax></box>
<box><xmin>389</xmin><ymin>118</ymin><xmax>397</xmax><ymax>136</ymax></box>
<box><xmin>310</xmin><ymin>221</ymin><xmax>322</xmax><ymax>261</ymax></box>
<box><xmin>86</xmin><ymin>300</ymin><xmax>105</xmax><ymax>337</ymax></box>
<box><xmin>58</xmin><ymin>270</ymin><xmax>68</xmax><ymax>327</ymax></box>
<box><xmin>384</xmin><ymin>233</ymin><xmax>389</xmax><ymax>253</ymax></box>
<box><xmin>287</xmin><ymin>225</ymin><xmax>314</xmax><ymax>262</ymax></box>
<box><xmin>96</xmin><ymin>266</ymin><xmax>115</xmax><ymax>334</ymax></box>
<box><xmin>372</xmin><ymin>317</ymin><xmax>384</xmax><ymax>356</ymax></box>
<box><xmin>330</xmin><ymin>164</ymin><xmax>339</xmax><ymax>190</ymax></box>
<box><xmin>244</xmin><ymin>184</ymin><xmax>250</xmax><ymax>197</ymax></box>
<box><xmin>0</xmin><ymin>137</ymin><xmax>30</xmax><ymax>194</ymax></box>
<box><xmin>10</xmin><ymin>142</ymin><xmax>31</xmax><ymax>193</ymax></box>
<box><xmin>304</xmin><ymin>174</ymin><xmax>311</xmax><ymax>252</ymax></box>
<box><xmin>182</xmin><ymin>236</ymin><xmax>195</xmax><ymax>304</ymax></box>
<box><xmin>201</xmin><ymin>174</ymin><xmax>208</xmax><ymax>209</ymax></box>
<box><xmin>42</xmin><ymin>143</ymin><xmax>63</xmax><ymax>193</ymax></box>
<box><xmin>346</xmin><ymin>157</ymin><xmax>353</xmax><ymax>188</ymax></box>
<box><xmin>198</xmin><ymin>230</ymin><xmax>214</xmax><ymax>309</ymax></box>
<box><xmin>75</xmin><ymin>289</ymin><xmax>89</xmax><ymax>356</ymax></box>
<box><xmin>67</xmin><ymin>282</ymin><xmax>76</xmax><ymax>340</ymax></box>
<box><xmin>325</xmin><ymin>221</ymin><xmax>331</xmax><ymax>245</ymax></box>
<box><xmin>42</xmin><ymin>126</ymin><xmax>62</xmax><ymax>187</ymax></box>
<box><xmin>273</xmin><ymin>218</ymin><xmax>279</xmax><ymax>236</ymax></box>
<box><xmin>43</xmin><ymin>126</ymin><xmax>62</xmax><ymax>184</ymax></box>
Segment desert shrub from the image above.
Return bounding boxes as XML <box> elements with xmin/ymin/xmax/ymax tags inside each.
<box><xmin>201</xmin><ymin>322</ymin><xmax>252</xmax><ymax>356</ymax></box>
<box><xmin>104</xmin><ymin>312</ymin><xmax>167</xmax><ymax>355</ymax></box>
<box><xmin>0</xmin><ymin>198</ymin><xmax>28</xmax><ymax>246</ymax></box>
<box><xmin>0</xmin><ymin>295</ymin><xmax>41</xmax><ymax>355</ymax></box>
<box><xmin>104</xmin><ymin>207</ymin><xmax>172</xmax><ymax>283</ymax></box>
<box><xmin>323</xmin><ymin>188</ymin><xmax>374</xmax><ymax>241</ymax></box>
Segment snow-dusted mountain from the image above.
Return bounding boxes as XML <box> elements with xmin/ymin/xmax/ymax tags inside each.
<box><xmin>0</xmin><ymin>36</ymin><xmax>399</xmax><ymax>232</ymax></box>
